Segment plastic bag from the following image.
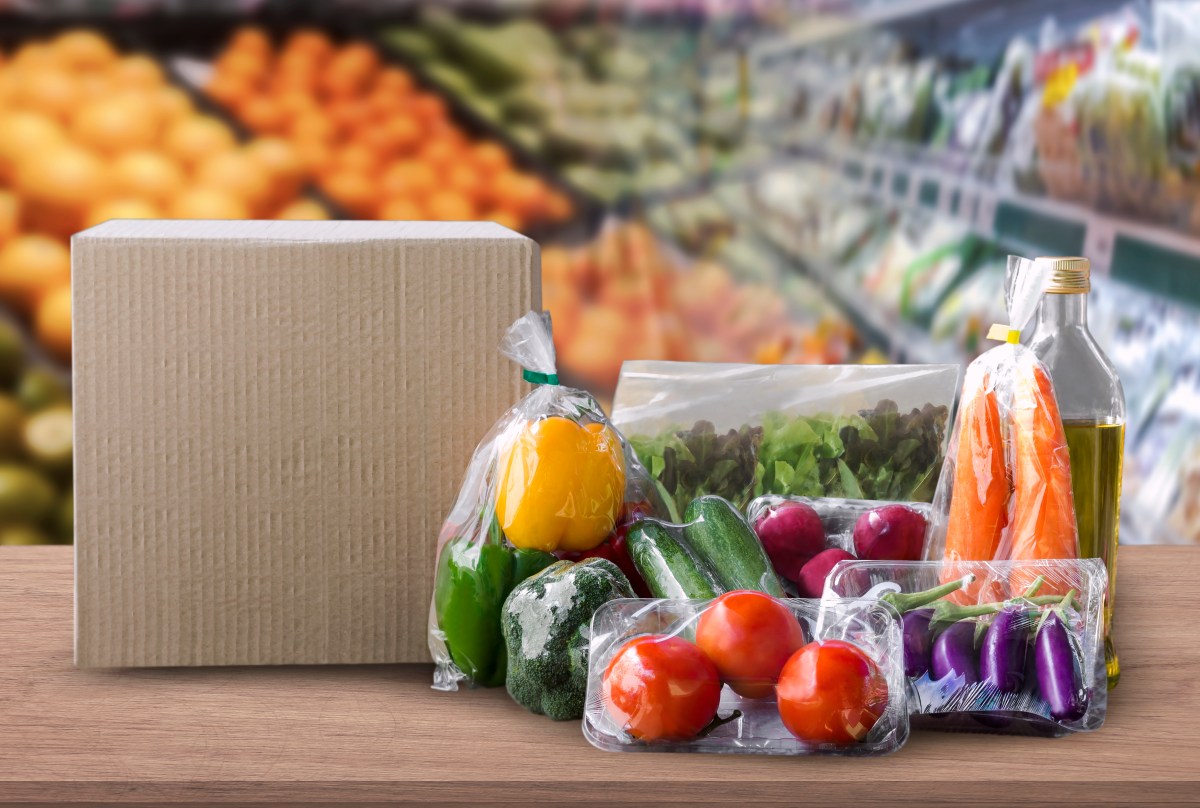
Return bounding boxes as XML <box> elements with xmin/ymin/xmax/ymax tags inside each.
<box><xmin>429</xmin><ymin>311</ymin><xmax>658</xmax><ymax>691</ymax></box>
<box><xmin>583</xmin><ymin>595</ymin><xmax>908</xmax><ymax>755</ymax></box>
<box><xmin>926</xmin><ymin>256</ymin><xmax>1080</xmax><ymax>579</ymax></box>
<box><xmin>612</xmin><ymin>361</ymin><xmax>958</xmax><ymax>523</ymax></box>
<box><xmin>820</xmin><ymin>558</ymin><xmax>1107</xmax><ymax>736</ymax></box>
<box><xmin>745</xmin><ymin>495</ymin><xmax>932</xmax><ymax>597</ymax></box>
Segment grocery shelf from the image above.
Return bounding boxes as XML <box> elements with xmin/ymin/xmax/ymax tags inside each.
<box><xmin>749</xmin><ymin>213</ymin><xmax>964</xmax><ymax>366</ymax></box>
<box><xmin>793</xmin><ymin>139</ymin><xmax>1200</xmax><ymax>291</ymax></box>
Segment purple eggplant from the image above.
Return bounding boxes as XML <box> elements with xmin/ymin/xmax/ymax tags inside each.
<box><xmin>981</xmin><ymin>607</ymin><xmax>1030</xmax><ymax>693</ymax></box>
<box><xmin>1036</xmin><ymin>610</ymin><xmax>1087</xmax><ymax>721</ymax></box>
<box><xmin>902</xmin><ymin>608</ymin><xmax>935</xmax><ymax>678</ymax></box>
<box><xmin>931</xmin><ymin>620</ymin><xmax>979</xmax><ymax>685</ymax></box>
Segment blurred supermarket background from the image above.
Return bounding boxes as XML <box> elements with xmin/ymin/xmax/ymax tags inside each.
<box><xmin>0</xmin><ymin>0</ymin><xmax>1196</xmax><ymax>546</ymax></box>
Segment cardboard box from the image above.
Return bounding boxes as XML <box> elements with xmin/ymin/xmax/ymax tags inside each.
<box><xmin>72</xmin><ymin>220</ymin><xmax>539</xmax><ymax>667</ymax></box>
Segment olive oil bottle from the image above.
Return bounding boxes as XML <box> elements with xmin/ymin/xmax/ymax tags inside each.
<box><xmin>1028</xmin><ymin>257</ymin><xmax>1125</xmax><ymax>688</ymax></box>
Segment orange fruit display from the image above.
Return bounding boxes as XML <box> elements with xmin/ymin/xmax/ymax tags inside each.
<box><xmin>71</xmin><ymin>95</ymin><xmax>160</xmax><ymax>155</ymax></box>
<box><xmin>84</xmin><ymin>198</ymin><xmax>161</xmax><ymax>228</ymax></box>
<box><xmin>35</xmin><ymin>284</ymin><xmax>72</xmax><ymax>361</ymax></box>
<box><xmin>16</xmin><ymin>144</ymin><xmax>109</xmax><ymax>236</ymax></box>
<box><xmin>0</xmin><ymin>235</ymin><xmax>71</xmax><ymax>311</ymax></box>
<box><xmin>110</xmin><ymin>150</ymin><xmax>186</xmax><ymax>206</ymax></box>
<box><xmin>163</xmin><ymin>115</ymin><xmax>237</xmax><ymax>167</ymax></box>
<box><xmin>194</xmin><ymin>150</ymin><xmax>273</xmax><ymax>215</ymax></box>
<box><xmin>275</xmin><ymin>199</ymin><xmax>329</xmax><ymax>220</ymax></box>
<box><xmin>51</xmin><ymin>29</ymin><xmax>117</xmax><ymax>70</ymax></box>
<box><xmin>11</xmin><ymin>67</ymin><xmax>79</xmax><ymax>123</ymax></box>
<box><xmin>203</xmin><ymin>25</ymin><xmax>571</xmax><ymax>229</ymax></box>
<box><xmin>0</xmin><ymin>192</ymin><xmax>19</xmax><ymax>245</ymax></box>
<box><xmin>169</xmin><ymin>187</ymin><xmax>251</xmax><ymax>220</ymax></box>
<box><xmin>0</xmin><ymin>27</ymin><xmax>323</xmax><ymax>368</ymax></box>
<box><xmin>0</xmin><ymin>112</ymin><xmax>65</xmax><ymax>183</ymax></box>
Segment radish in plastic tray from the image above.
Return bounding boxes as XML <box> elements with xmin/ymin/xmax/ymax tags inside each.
<box><xmin>747</xmin><ymin>495</ymin><xmax>932</xmax><ymax>597</ymax></box>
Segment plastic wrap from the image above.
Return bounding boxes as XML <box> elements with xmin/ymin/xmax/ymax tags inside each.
<box><xmin>926</xmin><ymin>256</ymin><xmax>1080</xmax><ymax>576</ymax></box>
<box><xmin>745</xmin><ymin>495</ymin><xmax>932</xmax><ymax>596</ymax></box>
<box><xmin>821</xmin><ymin>558</ymin><xmax>1107</xmax><ymax>736</ymax></box>
<box><xmin>582</xmin><ymin>595</ymin><xmax>908</xmax><ymax>755</ymax></box>
<box><xmin>429</xmin><ymin>311</ymin><xmax>657</xmax><ymax>692</ymax></box>
<box><xmin>612</xmin><ymin>362</ymin><xmax>958</xmax><ymax>522</ymax></box>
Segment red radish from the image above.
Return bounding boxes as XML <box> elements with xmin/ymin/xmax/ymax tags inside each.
<box><xmin>853</xmin><ymin>505</ymin><xmax>928</xmax><ymax>562</ymax></box>
<box><xmin>752</xmin><ymin>501</ymin><xmax>826</xmax><ymax>582</ymax></box>
<box><xmin>796</xmin><ymin>548</ymin><xmax>855</xmax><ymax>598</ymax></box>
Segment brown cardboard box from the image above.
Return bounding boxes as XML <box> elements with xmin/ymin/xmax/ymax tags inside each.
<box><xmin>72</xmin><ymin>220</ymin><xmax>539</xmax><ymax>667</ymax></box>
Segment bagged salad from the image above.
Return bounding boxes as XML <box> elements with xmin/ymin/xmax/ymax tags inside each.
<box><xmin>612</xmin><ymin>362</ymin><xmax>958</xmax><ymax>523</ymax></box>
<box><xmin>583</xmin><ymin>593</ymin><xmax>907</xmax><ymax>755</ymax></box>
<box><xmin>429</xmin><ymin>312</ymin><xmax>656</xmax><ymax>694</ymax></box>
<box><xmin>926</xmin><ymin>256</ymin><xmax>1081</xmax><ymax>586</ymax></box>
<box><xmin>821</xmin><ymin>558</ymin><xmax>1107</xmax><ymax>736</ymax></box>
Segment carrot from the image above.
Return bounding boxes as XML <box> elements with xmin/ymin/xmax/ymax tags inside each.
<box><xmin>941</xmin><ymin>371</ymin><xmax>1009</xmax><ymax>603</ymax></box>
<box><xmin>1008</xmin><ymin>361</ymin><xmax>1078</xmax><ymax>594</ymax></box>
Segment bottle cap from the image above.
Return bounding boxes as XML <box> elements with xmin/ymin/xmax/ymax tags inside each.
<box><xmin>1042</xmin><ymin>256</ymin><xmax>1090</xmax><ymax>293</ymax></box>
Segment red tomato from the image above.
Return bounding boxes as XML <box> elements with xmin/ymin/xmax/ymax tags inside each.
<box><xmin>602</xmin><ymin>635</ymin><xmax>721</xmax><ymax>740</ymax></box>
<box><xmin>776</xmin><ymin>640</ymin><xmax>888</xmax><ymax>745</ymax></box>
<box><xmin>695</xmin><ymin>590</ymin><xmax>807</xmax><ymax>698</ymax></box>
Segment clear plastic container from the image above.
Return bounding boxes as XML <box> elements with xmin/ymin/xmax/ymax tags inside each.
<box><xmin>745</xmin><ymin>495</ymin><xmax>932</xmax><ymax>597</ymax></box>
<box><xmin>583</xmin><ymin>596</ymin><xmax>909</xmax><ymax>756</ymax></box>
<box><xmin>821</xmin><ymin>558</ymin><xmax>1107</xmax><ymax>737</ymax></box>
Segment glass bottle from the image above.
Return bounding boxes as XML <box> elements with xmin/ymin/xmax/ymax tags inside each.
<box><xmin>1027</xmin><ymin>256</ymin><xmax>1125</xmax><ymax>689</ymax></box>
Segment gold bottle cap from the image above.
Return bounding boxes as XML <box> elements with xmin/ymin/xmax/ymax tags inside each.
<box><xmin>1041</xmin><ymin>256</ymin><xmax>1091</xmax><ymax>293</ymax></box>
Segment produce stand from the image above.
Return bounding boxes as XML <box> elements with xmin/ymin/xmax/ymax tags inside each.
<box><xmin>0</xmin><ymin>544</ymin><xmax>1195</xmax><ymax>807</ymax></box>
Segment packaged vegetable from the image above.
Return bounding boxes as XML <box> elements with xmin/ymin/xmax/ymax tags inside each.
<box><xmin>926</xmin><ymin>256</ymin><xmax>1080</xmax><ymax>582</ymax></box>
<box><xmin>612</xmin><ymin>362</ymin><xmax>958</xmax><ymax>522</ymax></box>
<box><xmin>820</xmin><ymin>558</ymin><xmax>1107</xmax><ymax>736</ymax></box>
<box><xmin>583</xmin><ymin>594</ymin><xmax>908</xmax><ymax>755</ymax></box>
<box><xmin>746</xmin><ymin>495</ymin><xmax>932</xmax><ymax>597</ymax></box>
<box><xmin>627</xmin><ymin>495</ymin><xmax>784</xmax><ymax>600</ymax></box>
<box><xmin>429</xmin><ymin>312</ymin><xmax>657</xmax><ymax>692</ymax></box>
<box><xmin>502</xmin><ymin>557</ymin><xmax>634</xmax><ymax>720</ymax></box>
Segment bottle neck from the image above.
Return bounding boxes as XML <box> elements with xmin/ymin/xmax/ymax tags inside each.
<box><xmin>1036</xmin><ymin>292</ymin><xmax>1089</xmax><ymax>331</ymax></box>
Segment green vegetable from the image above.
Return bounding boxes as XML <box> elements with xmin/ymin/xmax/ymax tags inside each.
<box><xmin>626</xmin><ymin>519</ymin><xmax>721</xmax><ymax>600</ymax></box>
<box><xmin>502</xmin><ymin>558</ymin><xmax>633</xmax><ymax>720</ymax></box>
<box><xmin>434</xmin><ymin>516</ymin><xmax>557</xmax><ymax>688</ymax></box>
<box><xmin>629</xmin><ymin>420</ymin><xmax>761</xmax><ymax>522</ymax></box>
<box><xmin>629</xmin><ymin>402</ymin><xmax>949</xmax><ymax>515</ymax></box>
<box><xmin>683</xmin><ymin>496</ymin><xmax>784</xmax><ymax>597</ymax></box>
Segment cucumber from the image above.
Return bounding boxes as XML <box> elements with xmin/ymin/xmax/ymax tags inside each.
<box><xmin>626</xmin><ymin>520</ymin><xmax>721</xmax><ymax>600</ymax></box>
<box><xmin>683</xmin><ymin>496</ymin><xmax>785</xmax><ymax>597</ymax></box>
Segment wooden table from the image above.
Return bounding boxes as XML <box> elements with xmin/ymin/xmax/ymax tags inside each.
<box><xmin>1</xmin><ymin>546</ymin><xmax>1197</xmax><ymax>807</ymax></box>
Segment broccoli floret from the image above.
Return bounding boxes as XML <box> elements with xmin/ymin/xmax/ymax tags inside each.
<box><xmin>501</xmin><ymin>558</ymin><xmax>633</xmax><ymax>720</ymax></box>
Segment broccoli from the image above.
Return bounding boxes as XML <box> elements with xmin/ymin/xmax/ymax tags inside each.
<box><xmin>501</xmin><ymin>558</ymin><xmax>633</xmax><ymax>720</ymax></box>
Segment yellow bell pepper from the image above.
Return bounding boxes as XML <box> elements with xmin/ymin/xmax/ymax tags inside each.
<box><xmin>495</xmin><ymin>416</ymin><xmax>625</xmax><ymax>553</ymax></box>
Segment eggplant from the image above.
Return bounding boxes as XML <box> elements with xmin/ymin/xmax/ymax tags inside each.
<box><xmin>931</xmin><ymin>620</ymin><xmax>979</xmax><ymax>685</ymax></box>
<box><xmin>1035</xmin><ymin>610</ymin><xmax>1087</xmax><ymax>721</ymax></box>
<box><xmin>980</xmin><ymin>607</ymin><xmax>1029</xmax><ymax>693</ymax></box>
<box><xmin>902</xmin><ymin>608</ymin><xmax>934</xmax><ymax>678</ymax></box>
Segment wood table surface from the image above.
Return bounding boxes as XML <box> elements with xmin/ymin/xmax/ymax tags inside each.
<box><xmin>1</xmin><ymin>545</ymin><xmax>1197</xmax><ymax>807</ymax></box>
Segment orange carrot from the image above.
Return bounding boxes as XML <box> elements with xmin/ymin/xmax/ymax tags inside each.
<box><xmin>942</xmin><ymin>373</ymin><xmax>1009</xmax><ymax>603</ymax></box>
<box><xmin>1009</xmin><ymin>361</ymin><xmax>1078</xmax><ymax>594</ymax></box>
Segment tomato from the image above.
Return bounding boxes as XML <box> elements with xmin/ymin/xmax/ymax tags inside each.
<box><xmin>695</xmin><ymin>590</ymin><xmax>806</xmax><ymax>698</ymax></box>
<box><xmin>776</xmin><ymin>640</ymin><xmax>888</xmax><ymax>745</ymax></box>
<box><xmin>602</xmin><ymin>635</ymin><xmax>721</xmax><ymax>741</ymax></box>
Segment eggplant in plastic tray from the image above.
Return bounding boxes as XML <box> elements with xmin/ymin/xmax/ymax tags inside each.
<box><xmin>820</xmin><ymin>559</ymin><xmax>1107</xmax><ymax>737</ymax></box>
<box><xmin>582</xmin><ymin>597</ymin><xmax>908</xmax><ymax>756</ymax></box>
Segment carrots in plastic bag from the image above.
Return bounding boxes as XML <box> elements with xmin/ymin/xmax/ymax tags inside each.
<box><xmin>1009</xmin><ymin>361</ymin><xmax>1078</xmax><ymax>594</ymax></box>
<box><xmin>941</xmin><ymin>374</ymin><xmax>1009</xmax><ymax>603</ymax></box>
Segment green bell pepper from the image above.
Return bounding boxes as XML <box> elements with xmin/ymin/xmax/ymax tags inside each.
<box><xmin>434</xmin><ymin>515</ymin><xmax>556</xmax><ymax>687</ymax></box>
